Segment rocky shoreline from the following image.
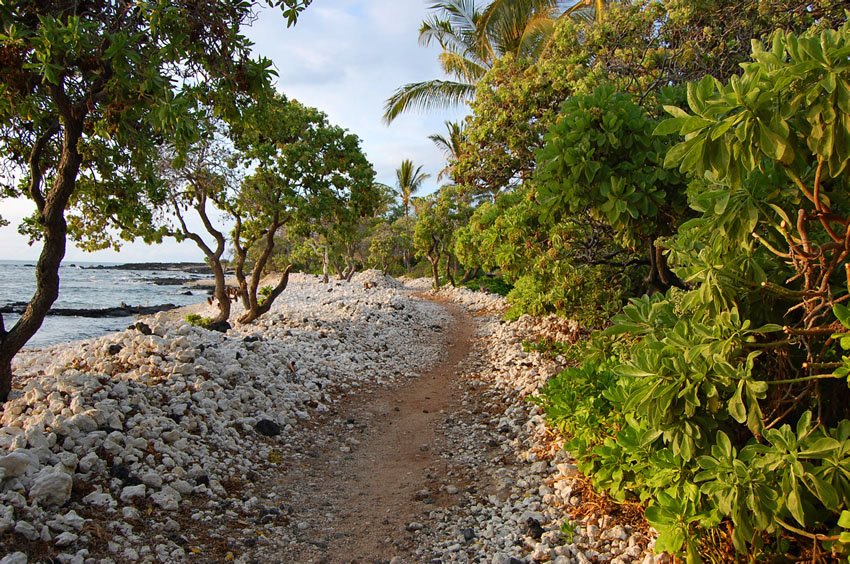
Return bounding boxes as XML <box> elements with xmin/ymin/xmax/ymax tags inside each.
<box><xmin>0</xmin><ymin>272</ymin><xmax>659</xmax><ymax>563</ymax></box>
<box><xmin>0</xmin><ymin>304</ymin><xmax>181</xmax><ymax>319</ymax></box>
<box><xmin>80</xmin><ymin>264</ymin><xmax>214</xmax><ymax>275</ymax></box>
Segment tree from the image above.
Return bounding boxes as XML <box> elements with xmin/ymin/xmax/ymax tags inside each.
<box><xmin>395</xmin><ymin>159</ymin><xmax>431</xmax><ymax>220</ymax></box>
<box><xmin>454</xmin><ymin>0</ymin><xmax>846</xmax><ymax>199</ymax></box>
<box><xmin>413</xmin><ymin>185</ymin><xmax>473</xmax><ymax>289</ymax></box>
<box><xmin>428</xmin><ymin>120</ymin><xmax>466</xmax><ymax>181</ymax></box>
<box><xmin>383</xmin><ymin>0</ymin><xmax>565</xmax><ymax>122</ymax></box>
<box><xmin>535</xmin><ymin>85</ymin><xmax>688</xmax><ymax>292</ymax></box>
<box><xmin>0</xmin><ymin>0</ymin><xmax>311</xmax><ymax>402</ymax></box>
<box><xmin>230</xmin><ymin>95</ymin><xmax>376</xmax><ymax>324</ymax></box>
<box><xmin>157</xmin><ymin>122</ymin><xmax>240</xmax><ymax>325</ymax></box>
<box><xmin>535</xmin><ymin>22</ymin><xmax>850</xmax><ymax>559</ymax></box>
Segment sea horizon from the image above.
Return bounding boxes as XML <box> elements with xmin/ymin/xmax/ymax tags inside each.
<box><xmin>0</xmin><ymin>261</ymin><xmax>209</xmax><ymax>347</ymax></box>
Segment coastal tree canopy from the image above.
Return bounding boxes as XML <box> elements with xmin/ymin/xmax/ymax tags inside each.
<box><xmin>0</xmin><ymin>0</ymin><xmax>311</xmax><ymax>401</ymax></box>
<box><xmin>230</xmin><ymin>94</ymin><xmax>377</xmax><ymax>324</ymax></box>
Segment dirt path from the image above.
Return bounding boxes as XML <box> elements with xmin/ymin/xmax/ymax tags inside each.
<box><xmin>259</xmin><ymin>297</ymin><xmax>476</xmax><ymax>563</ymax></box>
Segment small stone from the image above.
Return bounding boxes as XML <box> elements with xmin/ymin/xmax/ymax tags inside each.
<box><xmin>0</xmin><ymin>552</ymin><xmax>28</xmax><ymax>564</ymax></box>
<box><xmin>141</xmin><ymin>472</ymin><xmax>163</xmax><ymax>488</ymax></box>
<box><xmin>150</xmin><ymin>486</ymin><xmax>181</xmax><ymax>511</ymax></box>
<box><xmin>525</xmin><ymin>517</ymin><xmax>545</xmax><ymax>540</ymax></box>
<box><xmin>0</xmin><ymin>451</ymin><xmax>31</xmax><ymax>478</ymax></box>
<box><xmin>445</xmin><ymin>485</ymin><xmax>459</xmax><ymax>495</ymax></box>
<box><xmin>122</xmin><ymin>506</ymin><xmax>141</xmax><ymax>520</ymax></box>
<box><xmin>54</xmin><ymin>531</ymin><xmax>79</xmax><ymax>547</ymax></box>
<box><xmin>207</xmin><ymin>320</ymin><xmax>231</xmax><ymax>333</ymax></box>
<box><xmin>82</xmin><ymin>490</ymin><xmax>116</xmax><ymax>510</ymax></box>
<box><xmin>119</xmin><ymin>484</ymin><xmax>146</xmax><ymax>503</ymax></box>
<box><xmin>164</xmin><ymin>518</ymin><xmax>180</xmax><ymax>532</ymax></box>
<box><xmin>15</xmin><ymin>520</ymin><xmax>39</xmax><ymax>541</ymax></box>
<box><xmin>530</xmin><ymin>544</ymin><xmax>552</xmax><ymax>561</ymax></box>
<box><xmin>170</xmin><ymin>479</ymin><xmax>194</xmax><ymax>495</ymax></box>
<box><xmin>29</xmin><ymin>468</ymin><xmax>73</xmax><ymax>507</ymax></box>
<box><xmin>297</xmin><ymin>521</ymin><xmax>309</xmax><ymax>531</ymax></box>
<box><xmin>406</xmin><ymin>522</ymin><xmax>424</xmax><ymax>532</ymax></box>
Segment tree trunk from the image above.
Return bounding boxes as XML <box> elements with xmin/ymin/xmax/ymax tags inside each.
<box><xmin>445</xmin><ymin>254</ymin><xmax>456</xmax><ymax>287</ymax></box>
<box><xmin>345</xmin><ymin>263</ymin><xmax>357</xmax><ymax>282</ymax></box>
<box><xmin>209</xmin><ymin>259</ymin><xmax>230</xmax><ymax>323</ymax></box>
<box><xmin>460</xmin><ymin>266</ymin><xmax>480</xmax><ymax>285</ymax></box>
<box><xmin>231</xmin><ymin>215</ymin><xmax>252</xmax><ymax>310</ymax></box>
<box><xmin>0</xmin><ymin>119</ymin><xmax>83</xmax><ymax>402</ymax></box>
<box><xmin>321</xmin><ymin>246</ymin><xmax>330</xmax><ymax>284</ymax></box>
<box><xmin>238</xmin><ymin>265</ymin><xmax>292</xmax><ymax>324</ymax></box>
<box><xmin>237</xmin><ymin>219</ymin><xmax>285</xmax><ymax>324</ymax></box>
<box><xmin>429</xmin><ymin>256</ymin><xmax>440</xmax><ymax>290</ymax></box>
<box><xmin>645</xmin><ymin>240</ymin><xmax>683</xmax><ymax>294</ymax></box>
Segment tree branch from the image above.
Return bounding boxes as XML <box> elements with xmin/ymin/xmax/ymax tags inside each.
<box><xmin>28</xmin><ymin>122</ymin><xmax>60</xmax><ymax>213</ymax></box>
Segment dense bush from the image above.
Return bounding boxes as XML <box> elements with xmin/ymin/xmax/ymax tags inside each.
<box><xmin>535</xmin><ymin>22</ymin><xmax>850</xmax><ymax>558</ymax></box>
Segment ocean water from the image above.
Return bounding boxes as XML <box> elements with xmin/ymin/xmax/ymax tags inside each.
<box><xmin>0</xmin><ymin>260</ymin><xmax>208</xmax><ymax>348</ymax></box>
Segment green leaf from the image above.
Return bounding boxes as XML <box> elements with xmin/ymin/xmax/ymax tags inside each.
<box><xmin>728</xmin><ymin>383</ymin><xmax>746</xmax><ymax>423</ymax></box>
<box><xmin>799</xmin><ymin>437</ymin><xmax>840</xmax><ymax>457</ymax></box>
<box><xmin>805</xmin><ymin>474</ymin><xmax>839</xmax><ymax>510</ymax></box>
<box><xmin>654</xmin><ymin>118</ymin><xmax>686</xmax><ymax>136</ymax></box>
<box><xmin>664</xmin><ymin>105</ymin><xmax>690</xmax><ymax>119</ymax></box>
<box><xmin>834</xmin><ymin>303</ymin><xmax>850</xmax><ymax>329</ymax></box>
<box><xmin>786</xmin><ymin>482</ymin><xmax>805</xmax><ymax>525</ymax></box>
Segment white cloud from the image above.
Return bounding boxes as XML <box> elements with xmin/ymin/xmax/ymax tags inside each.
<box><xmin>0</xmin><ymin>1</ymin><xmax>469</xmax><ymax>261</ymax></box>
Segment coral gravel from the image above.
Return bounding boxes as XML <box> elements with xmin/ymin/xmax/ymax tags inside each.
<box><xmin>0</xmin><ymin>272</ymin><xmax>659</xmax><ymax>563</ymax></box>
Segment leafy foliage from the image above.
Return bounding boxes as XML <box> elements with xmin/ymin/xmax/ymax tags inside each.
<box><xmin>230</xmin><ymin>94</ymin><xmax>376</xmax><ymax>323</ymax></box>
<box><xmin>536</xmin><ymin>22</ymin><xmax>850</xmax><ymax>558</ymax></box>
<box><xmin>0</xmin><ymin>0</ymin><xmax>311</xmax><ymax>400</ymax></box>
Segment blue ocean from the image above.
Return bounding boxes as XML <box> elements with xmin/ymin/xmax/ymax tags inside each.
<box><xmin>0</xmin><ymin>260</ymin><xmax>208</xmax><ymax>348</ymax></box>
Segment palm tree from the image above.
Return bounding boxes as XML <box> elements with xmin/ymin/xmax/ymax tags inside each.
<box><xmin>396</xmin><ymin>159</ymin><xmax>431</xmax><ymax>219</ymax></box>
<box><xmin>383</xmin><ymin>0</ymin><xmax>568</xmax><ymax>123</ymax></box>
<box><xmin>562</xmin><ymin>0</ymin><xmax>608</xmax><ymax>23</ymax></box>
<box><xmin>428</xmin><ymin>121</ymin><xmax>466</xmax><ymax>181</ymax></box>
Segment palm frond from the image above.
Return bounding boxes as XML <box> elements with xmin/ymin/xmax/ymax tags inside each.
<box><xmin>439</xmin><ymin>51</ymin><xmax>490</xmax><ymax>83</ymax></box>
<box><xmin>516</xmin><ymin>10</ymin><xmax>558</xmax><ymax>59</ymax></box>
<box><xmin>563</xmin><ymin>0</ymin><xmax>599</xmax><ymax>23</ymax></box>
<box><xmin>383</xmin><ymin>80</ymin><xmax>475</xmax><ymax>124</ymax></box>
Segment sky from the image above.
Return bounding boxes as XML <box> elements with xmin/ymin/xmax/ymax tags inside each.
<box><xmin>0</xmin><ymin>1</ymin><xmax>467</xmax><ymax>262</ymax></box>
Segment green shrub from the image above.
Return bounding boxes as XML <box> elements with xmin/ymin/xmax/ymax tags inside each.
<box><xmin>536</xmin><ymin>22</ymin><xmax>850</xmax><ymax>559</ymax></box>
<box><xmin>258</xmin><ymin>285</ymin><xmax>274</xmax><ymax>305</ymax></box>
<box><xmin>462</xmin><ymin>275</ymin><xmax>512</xmax><ymax>296</ymax></box>
<box><xmin>185</xmin><ymin>313</ymin><xmax>214</xmax><ymax>328</ymax></box>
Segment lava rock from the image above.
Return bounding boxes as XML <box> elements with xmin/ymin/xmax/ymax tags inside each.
<box><xmin>526</xmin><ymin>517</ymin><xmax>545</xmax><ymax>541</ymax></box>
<box><xmin>132</xmin><ymin>322</ymin><xmax>153</xmax><ymax>335</ymax></box>
<box><xmin>255</xmin><ymin>419</ymin><xmax>281</xmax><ymax>437</ymax></box>
<box><xmin>207</xmin><ymin>320</ymin><xmax>231</xmax><ymax>333</ymax></box>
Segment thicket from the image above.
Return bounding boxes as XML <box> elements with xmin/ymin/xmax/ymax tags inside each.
<box><xmin>534</xmin><ymin>22</ymin><xmax>850</xmax><ymax>559</ymax></box>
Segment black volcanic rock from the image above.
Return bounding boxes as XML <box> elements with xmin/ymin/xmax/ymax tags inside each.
<box><xmin>83</xmin><ymin>262</ymin><xmax>213</xmax><ymax>274</ymax></box>
<box><xmin>0</xmin><ymin>302</ymin><xmax>179</xmax><ymax>318</ymax></box>
<box><xmin>255</xmin><ymin>419</ymin><xmax>281</xmax><ymax>437</ymax></box>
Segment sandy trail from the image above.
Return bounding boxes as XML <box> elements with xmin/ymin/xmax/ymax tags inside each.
<box><xmin>260</xmin><ymin>297</ymin><xmax>475</xmax><ymax>563</ymax></box>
